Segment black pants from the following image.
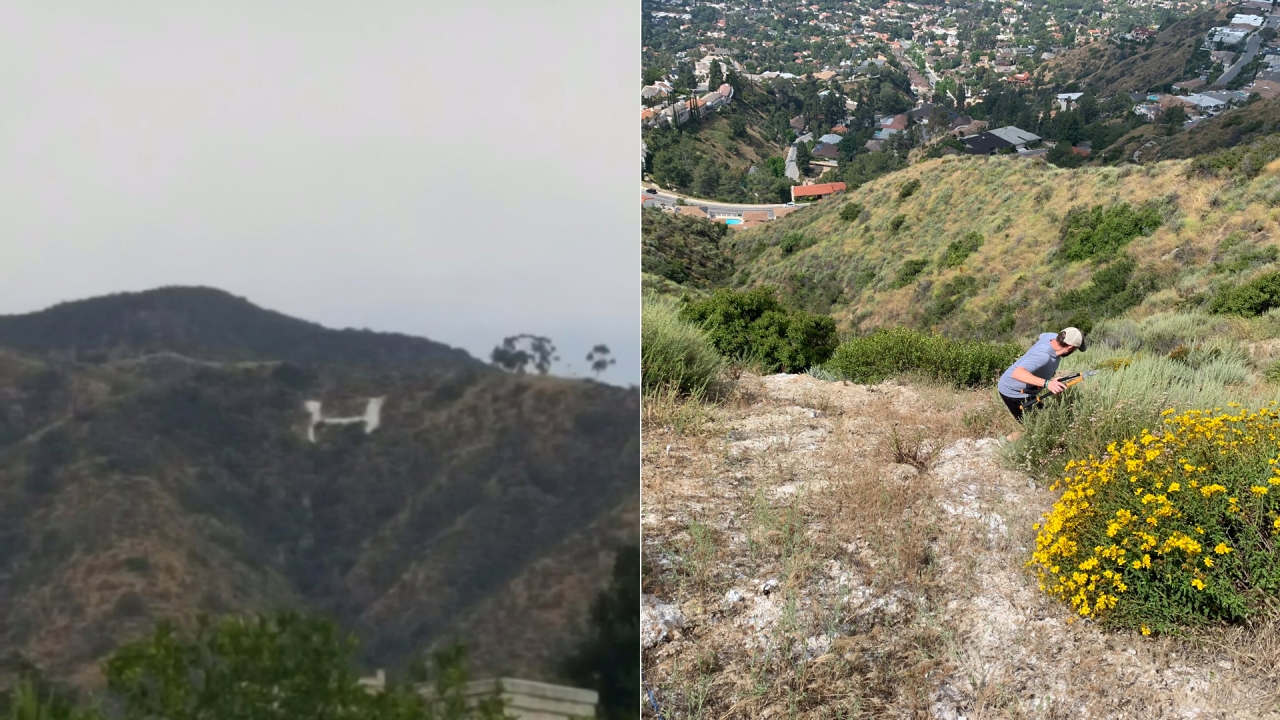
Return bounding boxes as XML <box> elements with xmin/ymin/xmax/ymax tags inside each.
<box><xmin>1000</xmin><ymin>392</ymin><xmax>1032</xmax><ymax>423</ymax></box>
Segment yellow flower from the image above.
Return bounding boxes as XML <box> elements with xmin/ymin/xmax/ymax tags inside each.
<box><xmin>1214</xmin><ymin>543</ymin><xmax>1233</xmax><ymax>555</ymax></box>
<box><xmin>1191</xmin><ymin>578</ymin><xmax>1206</xmax><ymax>590</ymax></box>
<box><xmin>1253</xmin><ymin>486</ymin><xmax>1270</xmax><ymax>496</ymax></box>
<box><xmin>1204</xmin><ymin>557</ymin><xmax>1213</xmax><ymax>567</ymax></box>
<box><xmin>1141</xmin><ymin>624</ymin><xmax>1152</xmax><ymax>635</ymax></box>
<box><xmin>1167</xmin><ymin>482</ymin><xmax>1181</xmax><ymax>492</ymax></box>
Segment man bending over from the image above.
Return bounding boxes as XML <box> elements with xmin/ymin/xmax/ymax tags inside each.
<box><xmin>997</xmin><ymin>327</ymin><xmax>1087</xmax><ymax>439</ymax></box>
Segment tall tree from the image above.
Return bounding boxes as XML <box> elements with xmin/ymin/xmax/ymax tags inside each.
<box><xmin>707</xmin><ymin>58</ymin><xmax>723</xmax><ymax>91</ymax></box>
<box><xmin>585</xmin><ymin>344</ymin><xmax>616</xmax><ymax>379</ymax></box>
<box><xmin>796</xmin><ymin>142</ymin><xmax>812</xmax><ymax>174</ymax></box>
<box><xmin>563</xmin><ymin>547</ymin><xmax>640</xmax><ymax>720</ymax></box>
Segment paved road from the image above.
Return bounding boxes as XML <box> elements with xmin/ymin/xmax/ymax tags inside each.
<box><xmin>1217</xmin><ymin>32</ymin><xmax>1261</xmax><ymax>86</ymax></box>
<box><xmin>641</xmin><ymin>188</ymin><xmax>801</xmax><ymax>215</ymax></box>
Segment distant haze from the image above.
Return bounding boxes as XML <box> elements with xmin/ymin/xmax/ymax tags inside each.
<box><xmin>0</xmin><ymin>3</ymin><xmax>637</xmax><ymax>384</ymax></box>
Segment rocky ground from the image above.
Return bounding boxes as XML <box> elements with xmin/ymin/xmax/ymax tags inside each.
<box><xmin>641</xmin><ymin>373</ymin><xmax>1280</xmax><ymax>719</ymax></box>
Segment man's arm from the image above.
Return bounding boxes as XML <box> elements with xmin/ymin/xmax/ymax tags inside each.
<box><xmin>1011</xmin><ymin>366</ymin><xmax>1065</xmax><ymax>394</ymax></box>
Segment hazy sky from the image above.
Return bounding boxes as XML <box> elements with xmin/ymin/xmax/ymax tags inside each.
<box><xmin>0</xmin><ymin>3</ymin><xmax>638</xmax><ymax>384</ymax></box>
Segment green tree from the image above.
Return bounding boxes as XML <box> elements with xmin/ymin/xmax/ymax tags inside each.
<box><xmin>795</xmin><ymin>142</ymin><xmax>811</xmax><ymax>174</ymax></box>
<box><xmin>563</xmin><ymin>547</ymin><xmax>639</xmax><ymax>720</ymax></box>
<box><xmin>692</xmin><ymin>160</ymin><xmax>722</xmax><ymax>198</ymax></box>
<box><xmin>707</xmin><ymin>59</ymin><xmax>723</xmax><ymax>91</ymax></box>
<box><xmin>491</xmin><ymin>335</ymin><xmax>558</xmax><ymax>374</ymax></box>
<box><xmin>728</xmin><ymin>113</ymin><xmax>747</xmax><ymax>138</ymax></box>
<box><xmin>585</xmin><ymin>344</ymin><xmax>616</xmax><ymax>378</ymax></box>
<box><xmin>104</xmin><ymin>613</ymin><xmax>506</xmax><ymax>720</ymax></box>
<box><xmin>1162</xmin><ymin>105</ymin><xmax>1186</xmax><ymax>134</ymax></box>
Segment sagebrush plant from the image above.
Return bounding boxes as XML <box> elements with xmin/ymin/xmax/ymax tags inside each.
<box><xmin>823</xmin><ymin>327</ymin><xmax>1020</xmax><ymax>388</ymax></box>
<box><xmin>641</xmin><ymin>293</ymin><xmax>723</xmax><ymax>396</ymax></box>
<box><xmin>1012</xmin><ymin>342</ymin><xmax>1259</xmax><ymax>481</ymax></box>
<box><xmin>1029</xmin><ymin>404</ymin><xmax>1280</xmax><ymax>633</ymax></box>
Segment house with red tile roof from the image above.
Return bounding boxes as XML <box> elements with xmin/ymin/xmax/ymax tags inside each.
<box><xmin>791</xmin><ymin>182</ymin><xmax>847</xmax><ymax>202</ymax></box>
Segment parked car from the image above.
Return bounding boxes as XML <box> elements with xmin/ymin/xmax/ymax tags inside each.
<box><xmin>646</xmin><ymin>188</ymin><xmax>658</xmax><ymax>194</ymax></box>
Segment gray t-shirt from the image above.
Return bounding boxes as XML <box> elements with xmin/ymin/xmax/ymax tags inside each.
<box><xmin>998</xmin><ymin>332</ymin><xmax>1060</xmax><ymax>398</ymax></box>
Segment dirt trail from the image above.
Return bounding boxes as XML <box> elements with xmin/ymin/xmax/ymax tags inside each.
<box><xmin>642</xmin><ymin>373</ymin><xmax>1280</xmax><ymax>719</ymax></box>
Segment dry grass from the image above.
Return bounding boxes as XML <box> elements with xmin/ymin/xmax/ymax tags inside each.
<box><xmin>721</xmin><ymin>151</ymin><xmax>1280</xmax><ymax>339</ymax></box>
<box><xmin>643</xmin><ymin>372</ymin><xmax>1280</xmax><ymax>719</ymax></box>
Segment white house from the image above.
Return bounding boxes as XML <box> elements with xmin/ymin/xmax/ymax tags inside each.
<box><xmin>988</xmin><ymin>125</ymin><xmax>1041</xmax><ymax>150</ymax></box>
<box><xmin>1056</xmin><ymin>92</ymin><xmax>1084</xmax><ymax>111</ymax></box>
<box><xmin>1183</xmin><ymin>93</ymin><xmax>1227</xmax><ymax>111</ymax></box>
<box><xmin>1229</xmin><ymin>14</ymin><xmax>1265</xmax><ymax>30</ymax></box>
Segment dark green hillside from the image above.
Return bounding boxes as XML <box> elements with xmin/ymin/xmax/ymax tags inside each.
<box><xmin>641</xmin><ymin>208</ymin><xmax>734</xmax><ymax>290</ymax></box>
<box><xmin>0</xmin><ymin>289</ymin><xmax>637</xmax><ymax>690</ymax></box>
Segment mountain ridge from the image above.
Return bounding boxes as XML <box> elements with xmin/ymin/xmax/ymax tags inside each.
<box><xmin>0</xmin><ymin>286</ymin><xmax>484</xmax><ymax>371</ymax></box>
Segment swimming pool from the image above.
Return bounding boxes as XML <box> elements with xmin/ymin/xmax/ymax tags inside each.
<box><xmin>725</xmin><ymin>218</ymin><xmax>742</xmax><ymax>225</ymax></box>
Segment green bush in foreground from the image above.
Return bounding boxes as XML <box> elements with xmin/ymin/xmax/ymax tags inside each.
<box><xmin>641</xmin><ymin>294</ymin><xmax>723</xmax><ymax>395</ymax></box>
<box><xmin>823</xmin><ymin>327</ymin><xmax>1020</xmax><ymax>387</ymax></box>
<box><xmin>679</xmin><ymin>287</ymin><xmax>837</xmax><ymax>374</ymax></box>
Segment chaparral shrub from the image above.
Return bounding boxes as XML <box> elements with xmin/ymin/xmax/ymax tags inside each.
<box><xmin>1029</xmin><ymin>404</ymin><xmax>1280</xmax><ymax>633</ymax></box>
<box><xmin>678</xmin><ymin>286</ymin><xmax>837</xmax><ymax>373</ymax></box>
<box><xmin>823</xmin><ymin>327</ymin><xmax>1020</xmax><ymax>388</ymax></box>
<box><xmin>642</xmin><ymin>293</ymin><xmax>724</xmax><ymax>395</ymax></box>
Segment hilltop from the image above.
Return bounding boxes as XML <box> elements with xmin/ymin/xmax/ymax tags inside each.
<box><xmin>0</xmin><ymin>287</ymin><xmax>482</xmax><ymax>370</ymax></box>
<box><xmin>0</xmin><ymin>289</ymin><xmax>638</xmax><ymax>689</ymax></box>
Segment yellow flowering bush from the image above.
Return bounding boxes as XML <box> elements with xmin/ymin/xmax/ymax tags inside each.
<box><xmin>1029</xmin><ymin>404</ymin><xmax>1280</xmax><ymax>632</ymax></box>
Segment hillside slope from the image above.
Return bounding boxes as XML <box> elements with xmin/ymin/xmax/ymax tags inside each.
<box><xmin>1035</xmin><ymin>8</ymin><xmax>1228</xmax><ymax>95</ymax></box>
<box><xmin>722</xmin><ymin>142</ymin><xmax>1280</xmax><ymax>338</ymax></box>
<box><xmin>0</xmin><ymin>290</ymin><xmax>638</xmax><ymax>688</ymax></box>
<box><xmin>1105</xmin><ymin>97</ymin><xmax>1280</xmax><ymax>165</ymax></box>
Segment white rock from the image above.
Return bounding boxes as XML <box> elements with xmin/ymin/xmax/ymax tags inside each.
<box><xmin>725</xmin><ymin>589</ymin><xmax>744</xmax><ymax>604</ymax></box>
<box><xmin>641</xmin><ymin>594</ymin><xmax>686</xmax><ymax>649</ymax></box>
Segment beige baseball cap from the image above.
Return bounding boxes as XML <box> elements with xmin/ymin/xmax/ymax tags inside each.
<box><xmin>1062</xmin><ymin>327</ymin><xmax>1087</xmax><ymax>352</ymax></box>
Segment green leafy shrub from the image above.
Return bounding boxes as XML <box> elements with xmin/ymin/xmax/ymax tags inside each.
<box><xmin>641</xmin><ymin>294</ymin><xmax>723</xmax><ymax>395</ymax></box>
<box><xmin>1210</xmin><ymin>271</ymin><xmax>1280</xmax><ymax>317</ymax></box>
<box><xmin>778</xmin><ymin>231</ymin><xmax>815</xmax><ymax>255</ymax></box>
<box><xmin>888</xmin><ymin>214</ymin><xmax>907</xmax><ymax>233</ymax></box>
<box><xmin>890</xmin><ymin>259</ymin><xmax>929</xmax><ymax>289</ymax></box>
<box><xmin>898</xmin><ymin>179</ymin><xmax>921</xmax><ymax>199</ymax></box>
<box><xmin>839</xmin><ymin>202</ymin><xmax>865</xmax><ymax>222</ymax></box>
<box><xmin>1054</xmin><ymin>255</ymin><xmax>1160</xmax><ymax>328</ymax></box>
<box><xmin>103</xmin><ymin>612</ymin><xmax>506</xmax><ymax>720</ymax></box>
<box><xmin>679</xmin><ymin>287</ymin><xmax>838</xmax><ymax>373</ymax></box>
<box><xmin>921</xmin><ymin>275</ymin><xmax>979</xmax><ymax>327</ymax></box>
<box><xmin>1056</xmin><ymin>202</ymin><xmax>1163</xmax><ymax>262</ymax></box>
<box><xmin>823</xmin><ymin>327</ymin><xmax>1021</xmax><ymax>387</ymax></box>
<box><xmin>1265</xmin><ymin>358</ymin><xmax>1280</xmax><ymax>384</ymax></box>
<box><xmin>1029</xmin><ymin>405</ymin><xmax>1280</xmax><ymax>633</ymax></box>
<box><xmin>939</xmin><ymin>232</ymin><xmax>984</xmax><ymax>268</ymax></box>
